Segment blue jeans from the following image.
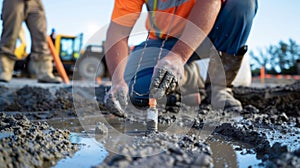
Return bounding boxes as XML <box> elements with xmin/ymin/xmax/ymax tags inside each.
<box><xmin>125</xmin><ymin>0</ymin><xmax>258</xmax><ymax>107</ymax></box>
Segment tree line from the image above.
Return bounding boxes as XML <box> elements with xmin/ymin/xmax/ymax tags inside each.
<box><xmin>250</xmin><ymin>39</ymin><xmax>300</xmax><ymax>75</ymax></box>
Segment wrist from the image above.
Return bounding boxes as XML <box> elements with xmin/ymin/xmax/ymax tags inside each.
<box><xmin>170</xmin><ymin>40</ymin><xmax>193</xmax><ymax>64</ymax></box>
<box><xmin>112</xmin><ymin>77</ymin><xmax>126</xmax><ymax>86</ymax></box>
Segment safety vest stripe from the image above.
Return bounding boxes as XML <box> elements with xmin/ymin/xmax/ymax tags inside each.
<box><xmin>149</xmin><ymin>0</ymin><xmax>163</xmax><ymax>38</ymax></box>
<box><xmin>146</xmin><ymin>0</ymin><xmax>189</xmax><ymax>11</ymax></box>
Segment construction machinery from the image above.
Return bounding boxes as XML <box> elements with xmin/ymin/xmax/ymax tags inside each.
<box><xmin>14</xmin><ymin>31</ymin><xmax>108</xmax><ymax>79</ymax></box>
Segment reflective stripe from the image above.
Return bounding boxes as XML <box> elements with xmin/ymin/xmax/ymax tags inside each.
<box><xmin>153</xmin><ymin>0</ymin><xmax>157</xmax><ymax>10</ymax></box>
<box><xmin>145</xmin><ymin>0</ymin><xmax>195</xmax><ymax>39</ymax></box>
<box><xmin>146</xmin><ymin>0</ymin><xmax>189</xmax><ymax>11</ymax></box>
<box><xmin>149</xmin><ymin>0</ymin><xmax>162</xmax><ymax>38</ymax></box>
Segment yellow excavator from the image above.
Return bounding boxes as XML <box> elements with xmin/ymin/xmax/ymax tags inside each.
<box><xmin>14</xmin><ymin>28</ymin><xmax>108</xmax><ymax>79</ymax></box>
<box><xmin>14</xmin><ymin>28</ymin><xmax>27</xmax><ymax>60</ymax></box>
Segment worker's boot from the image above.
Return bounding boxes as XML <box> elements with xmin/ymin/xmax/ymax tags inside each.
<box><xmin>166</xmin><ymin>61</ymin><xmax>206</xmax><ymax>111</ymax></box>
<box><xmin>206</xmin><ymin>46</ymin><xmax>247</xmax><ymax>111</ymax></box>
<box><xmin>0</xmin><ymin>55</ymin><xmax>16</xmax><ymax>82</ymax></box>
<box><xmin>33</xmin><ymin>57</ymin><xmax>62</xmax><ymax>83</ymax></box>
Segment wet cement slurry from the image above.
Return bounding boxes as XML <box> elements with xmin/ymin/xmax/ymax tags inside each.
<box><xmin>0</xmin><ymin>113</ymin><xmax>79</xmax><ymax>168</ymax></box>
<box><xmin>0</xmin><ymin>80</ymin><xmax>300</xmax><ymax>167</ymax></box>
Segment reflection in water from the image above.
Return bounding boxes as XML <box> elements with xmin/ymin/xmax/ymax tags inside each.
<box><xmin>209</xmin><ymin>140</ymin><xmax>238</xmax><ymax>168</ymax></box>
<box><xmin>47</xmin><ymin>116</ymin><xmax>263</xmax><ymax>167</ymax></box>
<box><xmin>0</xmin><ymin>132</ymin><xmax>13</xmax><ymax>140</ymax></box>
<box><xmin>235</xmin><ymin>146</ymin><xmax>261</xmax><ymax>168</ymax></box>
<box><xmin>208</xmin><ymin>135</ymin><xmax>262</xmax><ymax>168</ymax></box>
<box><xmin>54</xmin><ymin>133</ymin><xmax>109</xmax><ymax>168</ymax></box>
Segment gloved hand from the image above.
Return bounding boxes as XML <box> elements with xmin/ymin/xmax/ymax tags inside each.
<box><xmin>104</xmin><ymin>81</ymin><xmax>128</xmax><ymax>118</ymax></box>
<box><xmin>150</xmin><ymin>54</ymin><xmax>185</xmax><ymax>99</ymax></box>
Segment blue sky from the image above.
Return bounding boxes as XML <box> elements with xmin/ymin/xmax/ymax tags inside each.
<box><xmin>0</xmin><ymin>0</ymin><xmax>300</xmax><ymax>58</ymax></box>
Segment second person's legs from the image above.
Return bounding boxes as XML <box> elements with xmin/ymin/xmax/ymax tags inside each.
<box><xmin>0</xmin><ymin>0</ymin><xmax>25</xmax><ymax>82</ymax></box>
<box><xmin>25</xmin><ymin>0</ymin><xmax>61</xmax><ymax>83</ymax></box>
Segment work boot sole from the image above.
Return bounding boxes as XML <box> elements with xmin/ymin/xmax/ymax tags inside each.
<box><xmin>0</xmin><ymin>79</ymin><xmax>9</xmax><ymax>83</ymax></box>
<box><xmin>38</xmin><ymin>80</ymin><xmax>61</xmax><ymax>84</ymax></box>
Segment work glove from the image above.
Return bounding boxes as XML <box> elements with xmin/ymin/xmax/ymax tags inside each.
<box><xmin>104</xmin><ymin>82</ymin><xmax>128</xmax><ymax>118</ymax></box>
<box><xmin>150</xmin><ymin>55</ymin><xmax>185</xmax><ymax>99</ymax></box>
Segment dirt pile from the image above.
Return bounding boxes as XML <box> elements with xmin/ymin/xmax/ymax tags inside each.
<box><xmin>4</xmin><ymin>86</ymin><xmax>56</xmax><ymax>111</ymax></box>
<box><xmin>0</xmin><ymin>85</ymin><xmax>108</xmax><ymax>115</ymax></box>
<box><xmin>234</xmin><ymin>80</ymin><xmax>300</xmax><ymax>127</ymax></box>
<box><xmin>0</xmin><ymin>113</ymin><xmax>79</xmax><ymax>168</ymax></box>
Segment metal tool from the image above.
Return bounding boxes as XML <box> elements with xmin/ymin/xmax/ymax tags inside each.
<box><xmin>146</xmin><ymin>98</ymin><xmax>158</xmax><ymax>132</ymax></box>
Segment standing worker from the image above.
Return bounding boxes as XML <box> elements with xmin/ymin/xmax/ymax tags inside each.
<box><xmin>0</xmin><ymin>0</ymin><xmax>62</xmax><ymax>83</ymax></box>
<box><xmin>104</xmin><ymin>0</ymin><xmax>258</xmax><ymax>117</ymax></box>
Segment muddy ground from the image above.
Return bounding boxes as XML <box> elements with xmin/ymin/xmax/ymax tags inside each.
<box><xmin>0</xmin><ymin>80</ymin><xmax>300</xmax><ymax>168</ymax></box>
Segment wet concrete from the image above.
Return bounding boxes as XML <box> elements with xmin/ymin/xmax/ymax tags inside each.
<box><xmin>0</xmin><ymin>113</ymin><xmax>79</xmax><ymax>168</ymax></box>
<box><xmin>0</xmin><ymin>80</ymin><xmax>300</xmax><ymax>167</ymax></box>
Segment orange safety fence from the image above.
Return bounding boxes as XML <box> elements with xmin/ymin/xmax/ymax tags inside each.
<box><xmin>259</xmin><ymin>66</ymin><xmax>300</xmax><ymax>83</ymax></box>
<box><xmin>47</xmin><ymin>36</ymin><xmax>70</xmax><ymax>84</ymax></box>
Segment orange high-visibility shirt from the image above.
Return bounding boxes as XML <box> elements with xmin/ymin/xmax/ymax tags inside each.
<box><xmin>112</xmin><ymin>0</ymin><xmax>225</xmax><ymax>39</ymax></box>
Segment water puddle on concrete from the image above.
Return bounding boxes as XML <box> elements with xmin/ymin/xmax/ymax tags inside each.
<box><xmin>47</xmin><ymin>116</ymin><xmax>263</xmax><ymax>167</ymax></box>
<box><xmin>208</xmin><ymin>135</ymin><xmax>262</xmax><ymax>168</ymax></box>
<box><xmin>54</xmin><ymin>133</ymin><xmax>109</xmax><ymax>168</ymax></box>
<box><xmin>3</xmin><ymin>117</ymin><xmax>297</xmax><ymax>168</ymax></box>
<box><xmin>235</xmin><ymin>147</ymin><xmax>260</xmax><ymax>168</ymax></box>
<box><xmin>0</xmin><ymin>130</ymin><xmax>109</xmax><ymax>168</ymax></box>
<box><xmin>0</xmin><ymin>132</ymin><xmax>13</xmax><ymax>140</ymax></box>
<box><xmin>2</xmin><ymin>114</ymin><xmax>293</xmax><ymax>168</ymax></box>
<box><xmin>6</xmin><ymin>115</ymin><xmax>296</xmax><ymax>167</ymax></box>
<box><xmin>65</xmin><ymin>130</ymin><xmax>263</xmax><ymax>168</ymax></box>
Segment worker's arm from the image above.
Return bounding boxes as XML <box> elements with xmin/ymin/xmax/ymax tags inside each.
<box><xmin>104</xmin><ymin>22</ymin><xmax>134</xmax><ymax>118</ymax></box>
<box><xmin>170</xmin><ymin>0</ymin><xmax>222</xmax><ymax>63</ymax></box>
<box><xmin>105</xmin><ymin>0</ymin><xmax>144</xmax><ymax>80</ymax></box>
<box><xmin>105</xmin><ymin>22</ymin><xmax>132</xmax><ymax>83</ymax></box>
<box><xmin>150</xmin><ymin>0</ymin><xmax>222</xmax><ymax>98</ymax></box>
<box><xmin>104</xmin><ymin>0</ymin><xmax>143</xmax><ymax>117</ymax></box>
<box><xmin>105</xmin><ymin>0</ymin><xmax>143</xmax><ymax>83</ymax></box>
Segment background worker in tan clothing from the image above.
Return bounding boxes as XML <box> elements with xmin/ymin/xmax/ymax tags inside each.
<box><xmin>0</xmin><ymin>0</ymin><xmax>62</xmax><ymax>83</ymax></box>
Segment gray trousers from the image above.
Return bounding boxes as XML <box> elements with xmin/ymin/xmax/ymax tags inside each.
<box><xmin>0</xmin><ymin>0</ymin><xmax>51</xmax><ymax>61</ymax></box>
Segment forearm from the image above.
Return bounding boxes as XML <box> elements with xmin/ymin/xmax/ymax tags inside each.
<box><xmin>105</xmin><ymin>38</ymin><xmax>129</xmax><ymax>82</ymax></box>
<box><xmin>171</xmin><ymin>0</ymin><xmax>222</xmax><ymax>63</ymax></box>
<box><xmin>105</xmin><ymin>22</ymin><xmax>131</xmax><ymax>83</ymax></box>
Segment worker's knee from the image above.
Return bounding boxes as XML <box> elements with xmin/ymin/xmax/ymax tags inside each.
<box><xmin>128</xmin><ymin>67</ymin><xmax>153</xmax><ymax>108</ymax></box>
<box><xmin>2</xmin><ymin>0</ymin><xmax>25</xmax><ymax>19</ymax></box>
<box><xmin>208</xmin><ymin>0</ymin><xmax>258</xmax><ymax>55</ymax></box>
<box><xmin>224</xmin><ymin>0</ymin><xmax>258</xmax><ymax>19</ymax></box>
